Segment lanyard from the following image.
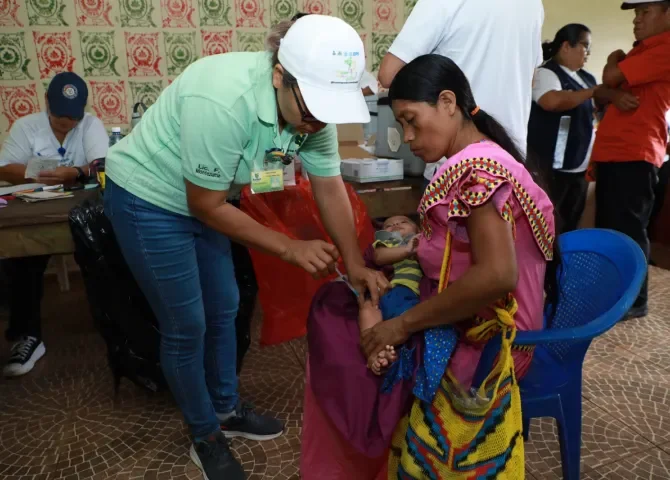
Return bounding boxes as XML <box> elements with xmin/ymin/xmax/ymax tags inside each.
<box><xmin>264</xmin><ymin>133</ymin><xmax>307</xmax><ymax>169</ymax></box>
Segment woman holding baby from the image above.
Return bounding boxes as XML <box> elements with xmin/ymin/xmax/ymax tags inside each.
<box><xmin>303</xmin><ymin>54</ymin><xmax>561</xmax><ymax>479</ymax></box>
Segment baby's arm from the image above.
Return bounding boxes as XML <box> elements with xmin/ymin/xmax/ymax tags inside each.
<box><xmin>373</xmin><ymin>235</ymin><xmax>420</xmax><ymax>266</ymax></box>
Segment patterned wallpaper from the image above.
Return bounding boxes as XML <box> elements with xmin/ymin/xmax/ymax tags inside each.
<box><xmin>0</xmin><ymin>0</ymin><xmax>416</xmax><ymax>142</ymax></box>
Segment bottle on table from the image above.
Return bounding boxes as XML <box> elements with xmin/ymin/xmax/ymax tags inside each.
<box><xmin>108</xmin><ymin>127</ymin><xmax>124</xmax><ymax>148</ymax></box>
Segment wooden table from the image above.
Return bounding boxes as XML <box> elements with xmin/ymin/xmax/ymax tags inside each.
<box><xmin>0</xmin><ymin>177</ymin><xmax>423</xmax><ymax>259</ymax></box>
<box><xmin>347</xmin><ymin>177</ymin><xmax>425</xmax><ymax>219</ymax></box>
<box><xmin>0</xmin><ymin>190</ymin><xmax>99</xmax><ymax>258</ymax></box>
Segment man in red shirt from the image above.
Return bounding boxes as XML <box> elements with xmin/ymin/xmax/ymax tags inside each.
<box><xmin>592</xmin><ymin>0</ymin><xmax>670</xmax><ymax>319</ymax></box>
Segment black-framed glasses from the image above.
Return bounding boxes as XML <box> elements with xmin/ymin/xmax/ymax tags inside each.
<box><xmin>290</xmin><ymin>85</ymin><xmax>319</xmax><ymax>123</ymax></box>
<box><xmin>579</xmin><ymin>41</ymin><xmax>591</xmax><ymax>53</ymax></box>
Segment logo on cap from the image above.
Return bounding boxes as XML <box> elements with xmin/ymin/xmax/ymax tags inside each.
<box><xmin>332</xmin><ymin>52</ymin><xmax>359</xmax><ymax>84</ymax></box>
<box><xmin>62</xmin><ymin>84</ymin><xmax>78</xmax><ymax>99</ymax></box>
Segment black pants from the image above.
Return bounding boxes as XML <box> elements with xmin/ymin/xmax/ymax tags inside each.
<box><xmin>650</xmin><ymin>161</ymin><xmax>670</xmax><ymax>231</ymax></box>
<box><xmin>550</xmin><ymin>170</ymin><xmax>588</xmax><ymax>233</ymax></box>
<box><xmin>2</xmin><ymin>255</ymin><xmax>51</xmax><ymax>342</ymax></box>
<box><xmin>595</xmin><ymin>161</ymin><xmax>658</xmax><ymax>309</ymax></box>
<box><xmin>0</xmin><ymin>264</ymin><xmax>9</xmax><ymax>308</ymax></box>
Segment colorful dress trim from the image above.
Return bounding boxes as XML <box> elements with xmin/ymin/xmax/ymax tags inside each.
<box><xmin>419</xmin><ymin>157</ymin><xmax>555</xmax><ymax>261</ymax></box>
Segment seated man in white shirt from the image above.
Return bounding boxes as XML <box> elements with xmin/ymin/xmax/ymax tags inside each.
<box><xmin>378</xmin><ymin>0</ymin><xmax>544</xmax><ymax>184</ymax></box>
<box><xmin>0</xmin><ymin>71</ymin><xmax>108</xmax><ymax>377</ymax></box>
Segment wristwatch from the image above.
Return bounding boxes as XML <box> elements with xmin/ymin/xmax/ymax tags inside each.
<box><xmin>74</xmin><ymin>166</ymin><xmax>87</xmax><ymax>183</ymax></box>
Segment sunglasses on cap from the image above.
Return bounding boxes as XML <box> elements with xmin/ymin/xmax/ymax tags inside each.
<box><xmin>290</xmin><ymin>85</ymin><xmax>320</xmax><ymax>123</ymax></box>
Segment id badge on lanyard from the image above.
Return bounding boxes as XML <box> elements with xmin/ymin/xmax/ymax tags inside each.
<box><xmin>250</xmin><ymin>133</ymin><xmax>307</xmax><ymax>194</ymax></box>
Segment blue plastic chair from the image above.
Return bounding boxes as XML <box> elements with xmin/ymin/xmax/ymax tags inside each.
<box><xmin>474</xmin><ymin>229</ymin><xmax>647</xmax><ymax>480</ymax></box>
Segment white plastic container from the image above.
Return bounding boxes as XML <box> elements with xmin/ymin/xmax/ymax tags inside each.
<box><xmin>375</xmin><ymin>94</ymin><xmax>425</xmax><ymax>177</ymax></box>
<box><xmin>340</xmin><ymin>158</ymin><xmax>404</xmax><ymax>183</ymax></box>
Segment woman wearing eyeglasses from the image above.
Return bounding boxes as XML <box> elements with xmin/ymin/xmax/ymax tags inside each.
<box><xmin>103</xmin><ymin>14</ymin><xmax>388</xmax><ymax>480</ymax></box>
<box><xmin>528</xmin><ymin>24</ymin><xmax>606</xmax><ymax>232</ymax></box>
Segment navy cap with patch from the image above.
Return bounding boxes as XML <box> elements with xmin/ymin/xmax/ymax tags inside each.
<box><xmin>46</xmin><ymin>72</ymin><xmax>88</xmax><ymax>119</ymax></box>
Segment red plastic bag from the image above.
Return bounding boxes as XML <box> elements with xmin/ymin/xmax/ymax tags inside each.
<box><xmin>241</xmin><ymin>176</ymin><xmax>374</xmax><ymax>345</ymax></box>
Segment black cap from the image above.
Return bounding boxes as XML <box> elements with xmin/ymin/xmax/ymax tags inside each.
<box><xmin>46</xmin><ymin>72</ymin><xmax>88</xmax><ymax>119</ymax></box>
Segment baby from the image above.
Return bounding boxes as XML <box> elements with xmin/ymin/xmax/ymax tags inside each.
<box><xmin>359</xmin><ymin>216</ymin><xmax>422</xmax><ymax>375</ymax></box>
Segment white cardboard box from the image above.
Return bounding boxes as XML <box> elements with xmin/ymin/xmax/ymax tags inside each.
<box><xmin>340</xmin><ymin>158</ymin><xmax>404</xmax><ymax>183</ymax></box>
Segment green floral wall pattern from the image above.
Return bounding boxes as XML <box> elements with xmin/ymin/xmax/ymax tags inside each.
<box><xmin>0</xmin><ymin>0</ymin><xmax>406</xmax><ymax>139</ymax></box>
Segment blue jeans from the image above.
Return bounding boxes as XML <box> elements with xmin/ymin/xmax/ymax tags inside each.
<box><xmin>104</xmin><ymin>179</ymin><xmax>239</xmax><ymax>438</ymax></box>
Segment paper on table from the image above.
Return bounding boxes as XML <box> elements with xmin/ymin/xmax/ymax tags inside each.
<box><xmin>0</xmin><ymin>183</ymin><xmax>47</xmax><ymax>196</ymax></box>
<box><xmin>24</xmin><ymin>157</ymin><xmax>58</xmax><ymax>179</ymax></box>
<box><xmin>16</xmin><ymin>191</ymin><xmax>73</xmax><ymax>202</ymax></box>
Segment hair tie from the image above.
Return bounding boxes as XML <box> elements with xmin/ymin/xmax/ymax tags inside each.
<box><xmin>470</xmin><ymin>106</ymin><xmax>480</xmax><ymax>116</ymax></box>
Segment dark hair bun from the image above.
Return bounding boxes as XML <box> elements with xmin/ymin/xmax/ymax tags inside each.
<box><xmin>542</xmin><ymin>40</ymin><xmax>557</xmax><ymax>61</ymax></box>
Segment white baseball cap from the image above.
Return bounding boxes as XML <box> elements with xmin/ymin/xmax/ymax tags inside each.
<box><xmin>278</xmin><ymin>15</ymin><xmax>370</xmax><ymax>124</ymax></box>
<box><xmin>621</xmin><ymin>0</ymin><xmax>667</xmax><ymax>9</ymax></box>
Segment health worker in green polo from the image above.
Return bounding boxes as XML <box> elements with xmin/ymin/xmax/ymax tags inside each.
<box><xmin>103</xmin><ymin>14</ymin><xmax>389</xmax><ymax>480</ymax></box>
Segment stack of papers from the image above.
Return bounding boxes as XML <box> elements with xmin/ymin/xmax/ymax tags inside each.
<box><xmin>16</xmin><ymin>191</ymin><xmax>73</xmax><ymax>203</ymax></box>
<box><xmin>0</xmin><ymin>183</ymin><xmax>46</xmax><ymax>196</ymax></box>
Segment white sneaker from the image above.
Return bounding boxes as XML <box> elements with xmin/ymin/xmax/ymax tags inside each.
<box><xmin>3</xmin><ymin>336</ymin><xmax>46</xmax><ymax>377</ymax></box>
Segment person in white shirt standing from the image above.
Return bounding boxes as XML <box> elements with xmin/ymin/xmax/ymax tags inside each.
<box><xmin>378</xmin><ymin>0</ymin><xmax>544</xmax><ymax>184</ymax></box>
<box><xmin>0</xmin><ymin>71</ymin><xmax>108</xmax><ymax>377</ymax></box>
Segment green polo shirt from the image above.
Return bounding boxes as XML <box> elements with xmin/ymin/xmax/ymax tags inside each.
<box><xmin>106</xmin><ymin>52</ymin><xmax>341</xmax><ymax>216</ymax></box>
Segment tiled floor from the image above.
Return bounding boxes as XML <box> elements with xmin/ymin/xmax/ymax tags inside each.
<box><xmin>1</xmin><ymin>268</ymin><xmax>670</xmax><ymax>479</ymax></box>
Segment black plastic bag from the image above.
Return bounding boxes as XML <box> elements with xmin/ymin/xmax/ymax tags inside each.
<box><xmin>69</xmin><ymin>196</ymin><xmax>165</xmax><ymax>392</ymax></box>
<box><xmin>69</xmin><ymin>196</ymin><xmax>257</xmax><ymax>393</ymax></box>
<box><xmin>230</xmin><ymin>197</ymin><xmax>257</xmax><ymax>374</ymax></box>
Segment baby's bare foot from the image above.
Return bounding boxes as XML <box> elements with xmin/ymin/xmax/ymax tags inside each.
<box><xmin>369</xmin><ymin>350</ymin><xmax>385</xmax><ymax>375</ymax></box>
<box><xmin>370</xmin><ymin>346</ymin><xmax>398</xmax><ymax>376</ymax></box>
<box><xmin>385</xmin><ymin>345</ymin><xmax>398</xmax><ymax>363</ymax></box>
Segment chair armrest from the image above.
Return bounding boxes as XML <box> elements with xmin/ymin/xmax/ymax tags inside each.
<box><xmin>513</xmin><ymin>303</ymin><xmax>630</xmax><ymax>346</ymax></box>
